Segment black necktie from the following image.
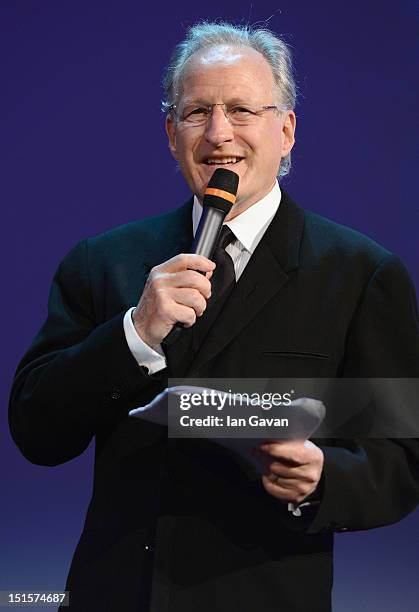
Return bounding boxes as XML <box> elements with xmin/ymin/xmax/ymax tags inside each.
<box><xmin>164</xmin><ymin>226</ymin><xmax>237</xmax><ymax>377</ymax></box>
<box><xmin>210</xmin><ymin>225</ymin><xmax>236</xmax><ymax>298</ymax></box>
<box><xmin>192</xmin><ymin>225</ymin><xmax>236</xmax><ymax>353</ymax></box>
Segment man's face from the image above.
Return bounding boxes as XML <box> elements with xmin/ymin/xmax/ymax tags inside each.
<box><xmin>166</xmin><ymin>45</ymin><xmax>296</xmax><ymax>218</ymax></box>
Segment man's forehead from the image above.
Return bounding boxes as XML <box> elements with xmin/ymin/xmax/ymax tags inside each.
<box><xmin>185</xmin><ymin>44</ymin><xmax>270</xmax><ymax>72</ymax></box>
<box><xmin>178</xmin><ymin>45</ymin><xmax>275</xmax><ymax>99</ymax></box>
<box><xmin>196</xmin><ymin>44</ymin><xmax>247</xmax><ymax>66</ymax></box>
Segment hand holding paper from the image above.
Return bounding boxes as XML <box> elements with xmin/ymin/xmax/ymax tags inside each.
<box><xmin>129</xmin><ymin>385</ymin><xmax>326</xmax><ymax>477</ymax></box>
<box><xmin>254</xmin><ymin>439</ymin><xmax>324</xmax><ymax>504</ymax></box>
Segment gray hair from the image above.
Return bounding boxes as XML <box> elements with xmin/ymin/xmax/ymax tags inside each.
<box><xmin>162</xmin><ymin>21</ymin><xmax>297</xmax><ymax>178</ymax></box>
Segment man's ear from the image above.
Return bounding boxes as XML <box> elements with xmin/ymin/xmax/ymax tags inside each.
<box><xmin>281</xmin><ymin>110</ymin><xmax>296</xmax><ymax>157</ymax></box>
<box><xmin>165</xmin><ymin>115</ymin><xmax>178</xmax><ymax>160</ymax></box>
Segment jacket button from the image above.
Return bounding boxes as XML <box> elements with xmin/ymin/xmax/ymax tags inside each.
<box><xmin>110</xmin><ymin>387</ymin><xmax>121</xmax><ymax>400</ymax></box>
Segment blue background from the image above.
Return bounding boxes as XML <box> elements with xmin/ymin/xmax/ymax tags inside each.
<box><xmin>1</xmin><ymin>1</ymin><xmax>418</xmax><ymax>610</ymax></box>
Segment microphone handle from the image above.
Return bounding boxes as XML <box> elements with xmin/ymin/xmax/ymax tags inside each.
<box><xmin>190</xmin><ymin>206</ymin><xmax>225</xmax><ymax>258</ymax></box>
<box><xmin>163</xmin><ymin>207</ymin><xmax>226</xmax><ymax>347</ymax></box>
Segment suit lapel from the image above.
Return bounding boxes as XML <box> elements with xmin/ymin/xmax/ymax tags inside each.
<box><xmin>187</xmin><ymin>191</ymin><xmax>305</xmax><ymax>374</ymax></box>
<box><xmin>142</xmin><ymin>199</ymin><xmax>194</xmax><ymax>271</ymax></box>
<box><xmin>147</xmin><ymin>200</ymin><xmax>196</xmax><ymax>377</ymax></box>
<box><xmin>133</xmin><ymin>200</ymin><xmax>194</xmax><ymax>378</ymax></box>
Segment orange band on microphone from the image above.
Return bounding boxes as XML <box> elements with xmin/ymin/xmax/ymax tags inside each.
<box><xmin>204</xmin><ymin>187</ymin><xmax>237</xmax><ymax>204</ymax></box>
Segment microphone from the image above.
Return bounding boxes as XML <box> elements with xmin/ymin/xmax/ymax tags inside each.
<box><xmin>163</xmin><ymin>167</ymin><xmax>239</xmax><ymax>345</ymax></box>
<box><xmin>191</xmin><ymin>167</ymin><xmax>239</xmax><ymax>258</ymax></box>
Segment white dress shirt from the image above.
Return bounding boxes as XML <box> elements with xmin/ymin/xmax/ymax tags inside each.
<box><xmin>123</xmin><ymin>181</ymin><xmax>281</xmax><ymax>374</ymax></box>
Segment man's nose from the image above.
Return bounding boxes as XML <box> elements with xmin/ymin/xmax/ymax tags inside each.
<box><xmin>204</xmin><ymin>105</ymin><xmax>234</xmax><ymax>147</ymax></box>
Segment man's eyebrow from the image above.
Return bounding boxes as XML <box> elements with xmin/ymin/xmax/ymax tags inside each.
<box><xmin>180</xmin><ymin>98</ymin><xmax>210</xmax><ymax>107</ymax></box>
<box><xmin>180</xmin><ymin>97</ymin><xmax>258</xmax><ymax>107</ymax></box>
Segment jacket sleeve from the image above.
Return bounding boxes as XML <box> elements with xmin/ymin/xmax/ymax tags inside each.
<box><xmin>8</xmin><ymin>239</ymin><xmax>165</xmax><ymax>467</ymax></box>
<box><xmin>308</xmin><ymin>254</ymin><xmax>419</xmax><ymax>533</ymax></box>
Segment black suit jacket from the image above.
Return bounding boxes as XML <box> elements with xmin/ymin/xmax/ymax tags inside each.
<box><xmin>9</xmin><ymin>192</ymin><xmax>419</xmax><ymax>611</ymax></box>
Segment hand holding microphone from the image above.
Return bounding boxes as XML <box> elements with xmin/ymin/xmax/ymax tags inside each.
<box><xmin>132</xmin><ymin>168</ymin><xmax>239</xmax><ymax>350</ymax></box>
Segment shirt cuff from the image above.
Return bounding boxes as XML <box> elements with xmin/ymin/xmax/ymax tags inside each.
<box><xmin>287</xmin><ymin>474</ymin><xmax>324</xmax><ymax>517</ymax></box>
<box><xmin>123</xmin><ymin>307</ymin><xmax>167</xmax><ymax>375</ymax></box>
<box><xmin>287</xmin><ymin>501</ymin><xmax>317</xmax><ymax>517</ymax></box>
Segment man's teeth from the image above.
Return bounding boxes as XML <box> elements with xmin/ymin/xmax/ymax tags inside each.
<box><xmin>205</xmin><ymin>157</ymin><xmax>240</xmax><ymax>164</ymax></box>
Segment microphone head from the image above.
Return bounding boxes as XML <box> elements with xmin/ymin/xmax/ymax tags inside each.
<box><xmin>203</xmin><ymin>168</ymin><xmax>239</xmax><ymax>214</ymax></box>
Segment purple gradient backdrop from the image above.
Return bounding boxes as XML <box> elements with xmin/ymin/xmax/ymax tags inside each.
<box><xmin>1</xmin><ymin>1</ymin><xmax>418</xmax><ymax>611</ymax></box>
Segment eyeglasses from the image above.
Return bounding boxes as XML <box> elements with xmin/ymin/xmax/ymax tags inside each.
<box><xmin>169</xmin><ymin>102</ymin><xmax>287</xmax><ymax>127</ymax></box>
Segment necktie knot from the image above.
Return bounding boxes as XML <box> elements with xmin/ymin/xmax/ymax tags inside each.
<box><xmin>217</xmin><ymin>225</ymin><xmax>236</xmax><ymax>251</ymax></box>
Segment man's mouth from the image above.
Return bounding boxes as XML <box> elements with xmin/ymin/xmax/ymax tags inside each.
<box><xmin>203</xmin><ymin>156</ymin><xmax>243</xmax><ymax>165</ymax></box>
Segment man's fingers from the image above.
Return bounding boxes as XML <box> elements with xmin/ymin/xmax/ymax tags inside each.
<box><xmin>170</xmin><ymin>270</ymin><xmax>212</xmax><ymax>297</ymax></box>
<box><xmin>261</xmin><ymin>475</ymin><xmax>312</xmax><ymax>504</ymax></box>
<box><xmin>161</xmin><ymin>253</ymin><xmax>216</xmax><ymax>274</ymax></box>
<box><xmin>259</xmin><ymin>440</ymin><xmax>310</xmax><ymax>465</ymax></box>
<box><xmin>170</xmin><ymin>288</ymin><xmax>208</xmax><ymax>317</ymax></box>
<box><xmin>267</xmin><ymin>462</ymin><xmax>307</xmax><ymax>479</ymax></box>
<box><xmin>253</xmin><ymin>449</ymin><xmax>312</xmax><ymax>479</ymax></box>
<box><xmin>255</xmin><ymin>440</ymin><xmax>324</xmax><ymax>503</ymax></box>
<box><xmin>266</xmin><ymin>474</ymin><xmax>303</xmax><ymax>489</ymax></box>
<box><xmin>151</xmin><ymin>270</ymin><xmax>212</xmax><ymax>299</ymax></box>
<box><xmin>169</xmin><ymin>302</ymin><xmax>197</xmax><ymax>328</ymax></box>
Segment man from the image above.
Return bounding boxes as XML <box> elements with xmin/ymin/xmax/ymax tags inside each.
<box><xmin>9</xmin><ymin>22</ymin><xmax>419</xmax><ymax>612</ymax></box>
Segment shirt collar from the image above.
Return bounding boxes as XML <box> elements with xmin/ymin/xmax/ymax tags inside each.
<box><xmin>192</xmin><ymin>181</ymin><xmax>281</xmax><ymax>254</ymax></box>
